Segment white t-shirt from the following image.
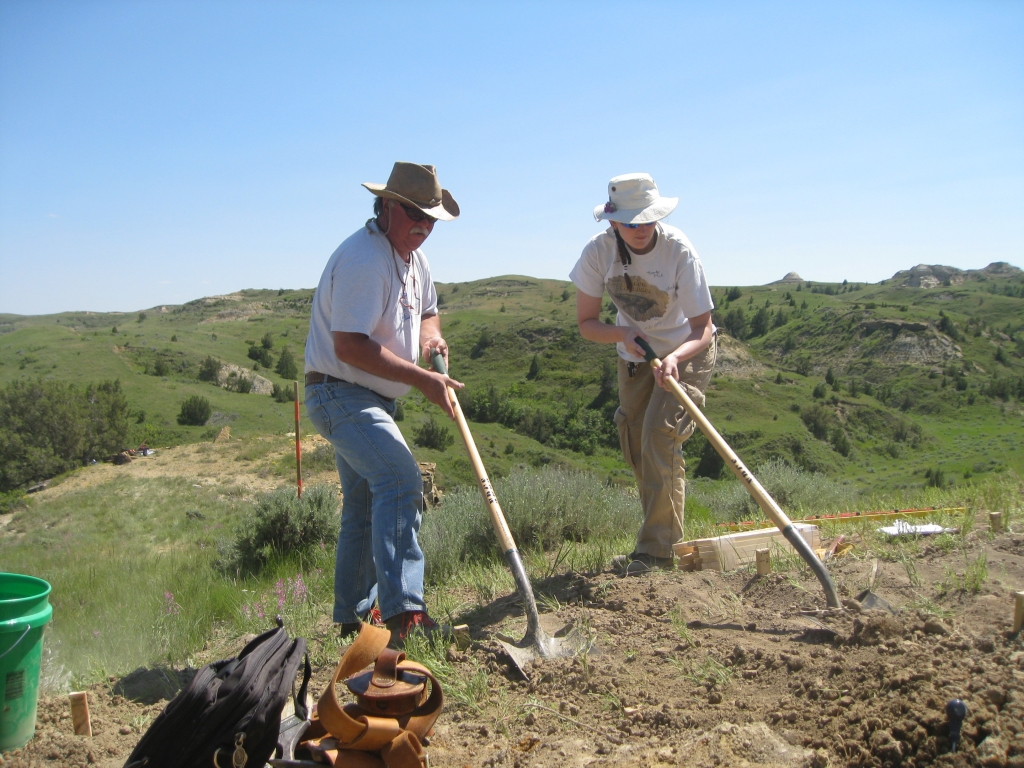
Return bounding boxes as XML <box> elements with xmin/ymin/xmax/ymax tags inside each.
<box><xmin>305</xmin><ymin>220</ymin><xmax>438</xmax><ymax>399</ymax></box>
<box><xmin>569</xmin><ymin>223</ymin><xmax>714</xmax><ymax>363</ymax></box>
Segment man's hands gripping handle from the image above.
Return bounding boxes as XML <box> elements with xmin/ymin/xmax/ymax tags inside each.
<box><xmin>426</xmin><ymin>348</ymin><xmax>461</xmax><ymax>419</ymax></box>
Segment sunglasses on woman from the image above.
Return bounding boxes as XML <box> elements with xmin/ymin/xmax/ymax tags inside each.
<box><xmin>621</xmin><ymin>221</ymin><xmax>654</xmax><ymax>229</ymax></box>
<box><xmin>399</xmin><ymin>203</ymin><xmax>437</xmax><ymax>223</ymax></box>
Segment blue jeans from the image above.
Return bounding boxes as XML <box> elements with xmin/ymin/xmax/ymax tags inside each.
<box><xmin>304</xmin><ymin>380</ymin><xmax>426</xmax><ymax>624</ymax></box>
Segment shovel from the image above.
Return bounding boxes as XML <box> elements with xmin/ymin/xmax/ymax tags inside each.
<box><xmin>430</xmin><ymin>350</ymin><xmax>589</xmax><ymax>675</ymax></box>
<box><xmin>633</xmin><ymin>337</ymin><xmax>841</xmax><ymax>609</ymax></box>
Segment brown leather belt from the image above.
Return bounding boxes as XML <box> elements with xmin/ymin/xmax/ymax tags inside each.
<box><xmin>304</xmin><ymin>371</ymin><xmax>347</xmax><ymax>386</ymax></box>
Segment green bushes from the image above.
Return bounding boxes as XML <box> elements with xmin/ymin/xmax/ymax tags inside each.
<box><xmin>420</xmin><ymin>468</ymin><xmax>639</xmax><ymax>583</ymax></box>
<box><xmin>0</xmin><ymin>378</ymin><xmax>130</xmax><ymax>491</ymax></box>
<box><xmin>413</xmin><ymin>416</ymin><xmax>455</xmax><ymax>450</ymax></box>
<box><xmin>272</xmin><ymin>383</ymin><xmax>296</xmax><ymax>402</ymax></box>
<box><xmin>228</xmin><ymin>374</ymin><xmax>254</xmax><ymax>394</ymax></box>
<box><xmin>198</xmin><ymin>356</ymin><xmax>222</xmax><ymax>382</ymax></box>
<box><xmin>458</xmin><ymin>383</ymin><xmax>617</xmax><ymax>453</ymax></box>
<box><xmin>800</xmin><ymin>403</ymin><xmax>832</xmax><ymax>440</ymax></box>
<box><xmin>275</xmin><ymin>347</ymin><xmax>298</xmax><ymax>380</ymax></box>
<box><xmin>177</xmin><ymin>395</ymin><xmax>212</xmax><ymax>426</ymax></box>
<box><xmin>223</xmin><ymin>484</ymin><xmax>339</xmax><ymax>575</ymax></box>
<box><xmin>688</xmin><ymin>458</ymin><xmax>847</xmax><ymax>521</ymax></box>
<box><xmin>248</xmin><ymin>345</ymin><xmax>273</xmax><ymax>368</ymax></box>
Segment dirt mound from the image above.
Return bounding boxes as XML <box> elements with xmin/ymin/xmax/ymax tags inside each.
<box><xmin>715</xmin><ymin>332</ymin><xmax>769</xmax><ymax>378</ymax></box>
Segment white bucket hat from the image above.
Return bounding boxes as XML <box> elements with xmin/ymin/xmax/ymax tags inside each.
<box><xmin>593</xmin><ymin>172</ymin><xmax>678</xmax><ymax>224</ymax></box>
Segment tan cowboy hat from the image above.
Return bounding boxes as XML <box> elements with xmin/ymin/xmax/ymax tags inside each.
<box><xmin>593</xmin><ymin>172</ymin><xmax>677</xmax><ymax>224</ymax></box>
<box><xmin>363</xmin><ymin>162</ymin><xmax>460</xmax><ymax>221</ymax></box>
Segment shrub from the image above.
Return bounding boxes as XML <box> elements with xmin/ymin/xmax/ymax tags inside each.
<box><xmin>829</xmin><ymin>427</ymin><xmax>851</xmax><ymax>457</ymax></box>
<box><xmin>413</xmin><ymin>416</ymin><xmax>455</xmax><ymax>450</ymax></box>
<box><xmin>248</xmin><ymin>345</ymin><xmax>273</xmax><ymax>368</ymax></box>
<box><xmin>394</xmin><ymin>399</ymin><xmax>405</xmax><ymax>421</ymax></box>
<box><xmin>688</xmin><ymin>458</ymin><xmax>847</xmax><ymax>521</ymax></box>
<box><xmin>722</xmin><ymin>307</ymin><xmax>748</xmax><ymax>340</ymax></box>
<box><xmin>275</xmin><ymin>347</ymin><xmax>298</xmax><ymax>380</ymax></box>
<box><xmin>749</xmin><ymin>306</ymin><xmax>770</xmax><ymax>338</ymax></box>
<box><xmin>198</xmin><ymin>356</ymin><xmax>222</xmax><ymax>382</ymax></box>
<box><xmin>261</xmin><ymin>332</ymin><xmax>274</xmax><ymax>350</ymax></box>
<box><xmin>224</xmin><ymin>484</ymin><xmax>339</xmax><ymax>575</ymax></box>
<box><xmin>230</xmin><ymin>375</ymin><xmax>254</xmax><ymax>394</ymax></box>
<box><xmin>812</xmin><ymin>383</ymin><xmax>827</xmax><ymax>399</ymax></box>
<box><xmin>800</xmin><ymin>403</ymin><xmax>832</xmax><ymax>440</ymax></box>
<box><xmin>272</xmin><ymin>383</ymin><xmax>295</xmax><ymax>403</ymax></box>
<box><xmin>420</xmin><ymin>468</ymin><xmax>640</xmax><ymax>582</ymax></box>
<box><xmin>153</xmin><ymin>358</ymin><xmax>170</xmax><ymax>377</ymax></box>
<box><xmin>470</xmin><ymin>329</ymin><xmax>493</xmax><ymax>359</ymax></box>
<box><xmin>527</xmin><ymin>354</ymin><xmax>540</xmax><ymax>380</ymax></box>
<box><xmin>177</xmin><ymin>395</ymin><xmax>212</xmax><ymax>426</ymax></box>
<box><xmin>303</xmin><ymin>443</ymin><xmax>337</xmax><ymax>473</ymax></box>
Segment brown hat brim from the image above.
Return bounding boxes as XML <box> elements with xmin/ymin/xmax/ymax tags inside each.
<box><xmin>362</xmin><ymin>183</ymin><xmax>459</xmax><ymax>222</ymax></box>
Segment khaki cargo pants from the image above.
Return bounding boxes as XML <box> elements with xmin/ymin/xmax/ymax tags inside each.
<box><xmin>614</xmin><ymin>334</ymin><xmax>717</xmax><ymax>559</ymax></box>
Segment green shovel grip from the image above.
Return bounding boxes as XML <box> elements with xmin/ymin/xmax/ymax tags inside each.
<box><xmin>633</xmin><ymin>336</ymin><xmax>658</xmax><ymax>364</ymax></box>
<box><xmin>429</xmin><ymin>348</ymin><xmax>448</xmax><ymax>375</ymax></box>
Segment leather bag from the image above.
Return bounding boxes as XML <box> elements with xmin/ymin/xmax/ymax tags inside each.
<box><xmin>298</xmin><ymin>624</ymin><xmax>443</xmax><ymax>768</ymax></box>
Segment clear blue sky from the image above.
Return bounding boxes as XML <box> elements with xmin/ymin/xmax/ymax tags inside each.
<box><xmin>1</xmin><ymin>1</ymin><xmax>1021</xmax><ymax>315</ymax></box>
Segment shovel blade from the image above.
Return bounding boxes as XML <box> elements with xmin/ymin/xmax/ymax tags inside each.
<box><xmin>856</xmin><ymin>589</ymin><xmax>896</xmax><ymax>614</ymax></box>
<box><xmin>496</xmin><ymin>624</ymin><xmax>591</xmax><ymax>678</ymax></box>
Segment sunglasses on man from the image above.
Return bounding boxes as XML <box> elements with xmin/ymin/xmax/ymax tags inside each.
<box><xmin>399</xmin><ymin>202</ymin><xmax>437</xmax><ymax>223</ymax></box>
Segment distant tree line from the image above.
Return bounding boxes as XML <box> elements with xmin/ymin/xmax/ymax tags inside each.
<box><xmin>0</xmin><ymin>378</ymin><xmax>130</xmax><ymax>492</ymax></box>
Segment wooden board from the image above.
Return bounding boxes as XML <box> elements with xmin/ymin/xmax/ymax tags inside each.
<box><xmin>674</xmin><ymin>524</ymin><xmax>821</xmax><ymax>572</ymax></box>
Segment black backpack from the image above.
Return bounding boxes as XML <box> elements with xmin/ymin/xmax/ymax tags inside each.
<box><xmin>124</xmin><ymin>621</ymin><xmax>310</xmax><ymax>768</ymax></box>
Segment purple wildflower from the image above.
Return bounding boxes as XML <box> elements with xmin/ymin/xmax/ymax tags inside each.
<box><xmin>163</xmin><ymin>591</ymin><xmax>180</xmax><ymax>616</ymax></box>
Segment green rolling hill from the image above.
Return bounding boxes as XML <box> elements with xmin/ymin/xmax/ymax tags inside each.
<box><xmin>1</xmin><ymin>262</ymin><xmax>1021</xmax><ymax>494</ymax></box>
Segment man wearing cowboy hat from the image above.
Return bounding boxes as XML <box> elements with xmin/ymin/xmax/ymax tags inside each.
<box><xmin>304</xmin><ymin>161</ymin><xmax>463</xmax><ymax>645</ymax></box>
<box><xmin>570</xmin><ymin>172</ymin><xmax>717</xmax><ymax>577</ymax></box>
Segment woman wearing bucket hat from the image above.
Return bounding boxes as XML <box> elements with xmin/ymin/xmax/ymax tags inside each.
<box><xmin>569</xmin><ymin>173</ymin><xmax>717</xmax><ymax>576</ymax></box>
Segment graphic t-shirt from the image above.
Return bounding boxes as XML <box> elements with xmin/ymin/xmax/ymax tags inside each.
<box><xmin>569</xmin><ymin>223</ymin><xmax>714</xmax><ymax>363</ymax></box>
<box><xmin>305</xmin><ymin>221</ymin><xmax>437</xmax><ymax>399</ymax></box>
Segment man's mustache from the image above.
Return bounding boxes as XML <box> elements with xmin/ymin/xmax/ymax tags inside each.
<box><xmin>410</xmin><ymin>227</ymin><xmax>430</xmax><ymax>237</ymax></box>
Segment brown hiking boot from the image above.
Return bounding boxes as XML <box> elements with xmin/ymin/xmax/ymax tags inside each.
<box><xmin>623</xmin><ymin>553</ymin><xmax>675</xmax><ymax>577</ymax></box>
<box><xmin>385</xmin><ymin>611</ymin><xmax>454</xmax><ymax>648</ymax></box>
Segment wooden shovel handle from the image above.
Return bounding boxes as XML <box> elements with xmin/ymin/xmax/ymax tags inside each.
<box><xmin>632</xmin><ymin>337</ymin><xmax>794</xmax><ymax>532</ymax></box>
<box><xmin>430</xmin><ymin>350</ymin><xmax>517</xmax><ymax>553</ymax></box>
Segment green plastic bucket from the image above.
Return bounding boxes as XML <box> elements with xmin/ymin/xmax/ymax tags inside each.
<box><xmin>0</xmin><ymin>573</ymin><xmax>53</xmax><ymax>751</ymax></box>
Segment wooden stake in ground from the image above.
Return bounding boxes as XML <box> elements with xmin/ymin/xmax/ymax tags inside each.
<box><xmin>755</xmin><ymin>548</ymin><xmax>771</xmax><ymax>576</ymax></box>
<box><xmin>1014</xmin><ymin>591</ymin><xmax>1024</xmax><ymax>635</ymax></box>
<box><xmin>989</xmin><ymin>511</ymin><xmax>1003</xmax><ymax>532</ymax></box>
<box><xmin>294</xmin><ymin>380</ymin><xmax>302</xmax><ymax>499</ymax></box>
<box><xmin>69</xmin><ymin>691</ymin><xmax>91</xmax><ymax>736</ymax></box>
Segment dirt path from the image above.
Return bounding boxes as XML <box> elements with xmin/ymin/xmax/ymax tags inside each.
<box><xmin>7</xmin><ymin>525</ymin><xmax>1023</xmax><ymax>767</ymax></box>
